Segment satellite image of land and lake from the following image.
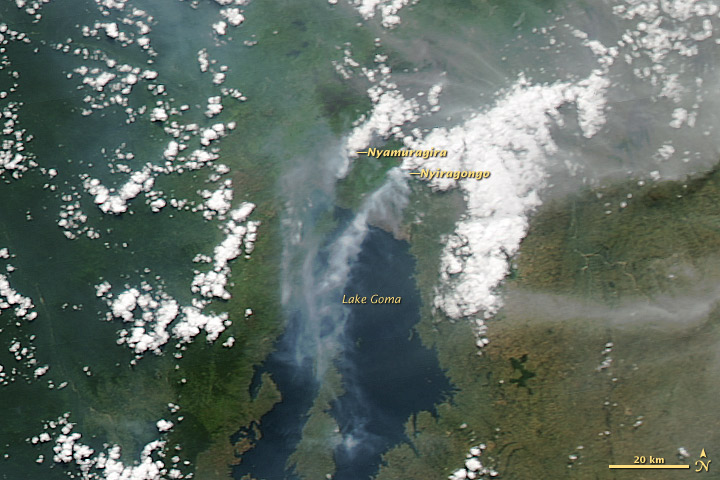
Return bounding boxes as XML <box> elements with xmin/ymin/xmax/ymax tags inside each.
<box><xmin>1</xmin><ymin>0</ymin><xmax>719</xmax><ymax>479</ymax></box>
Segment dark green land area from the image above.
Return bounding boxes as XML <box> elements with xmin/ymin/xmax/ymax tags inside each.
<box><xmin>0</xmin><ymin>0</ymin><xmax>380</xmax><ymax>477</ymax></box>
<box><xmin>164</xmin><ymin>1</ymin><xmax>383</xmax><ymax>476</ymax></box>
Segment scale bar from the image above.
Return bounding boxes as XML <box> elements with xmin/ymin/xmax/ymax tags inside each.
<box><xmin>609</xmin><ymin>465</ymin><xmax>689</xmax><ymax>469</ymax></box>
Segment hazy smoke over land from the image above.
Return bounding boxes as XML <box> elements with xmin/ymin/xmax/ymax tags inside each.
<box><xmin>278</xmin><ymin>0</ymin><xmax>720</xmax><ymax>476</ymax></box>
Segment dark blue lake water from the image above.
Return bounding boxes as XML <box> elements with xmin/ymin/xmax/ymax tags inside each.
<box><xmin>234</xmin><ymin>225</ymin><xmax>451</xmax><ymax>479</ymax></box>
<box><xmin>331</xmin><ymin>226</ymin><xmax>452</xmax><ymax>479</ymax></box>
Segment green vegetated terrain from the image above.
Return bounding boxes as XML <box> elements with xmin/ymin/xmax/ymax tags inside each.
<box><xmin>170</xmin><ymin>212</ymin><xmax>284</xmax><ymax>478</ymax></box>
<box><xmin>377</xmin><ymin>167</ymin><xmax>720</xmax><ymax>479</ymax></box>
<box><xmin>287</xmin><ymin>367</ymin><xmax>345</xmax><ymax>480</ymax></box>
<box><xmin>336</xmin><ymin>141</ymin><xmax>408</xmax><ymax>212</ymax></box>
<box><xmin>164</xmin><ymin>2</ymin><xmax>381</xmax><ymax>476</ymax></box>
